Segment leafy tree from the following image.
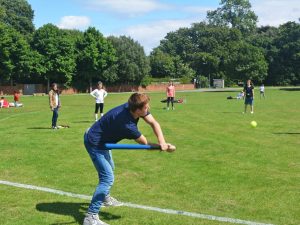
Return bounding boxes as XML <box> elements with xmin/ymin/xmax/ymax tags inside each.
<box><xmin>32</xmin><ymin>24</ymin><xmax>76</xmax><ymax>88</ymax></box>
<box><xmin>226</xmin><ymin>41</ymin><xmax>268</xmax><ymax>83</ymax></box>
<box><xmin>76</xmin><ymin>27</ymin><xmax>116</xmax><ymax>91</ymax></box>
<box><xmin>156</xmin><ymin>21</ymin><xmax>267</xmax><ymax>84</ymax></box>
<box><xmin>207</xmin><ymin>0</ymin><xmax>257</xmax><ymax>34</ymax></box>
<box><xmin>150</xmin><ymin>49</ymin><xmax>175</xmax><ymax>78</ymax></box>
<box><xmin>248</xmin><ymin>26</ymin><xmax>279</xmax><ymax>84</ymax></box>
<box><xmin>0</xmin><ymin>23</ymin><xmax>36</xmax><ymax>84</ymax></box>
<box><xmin>270</xmin><ymin>21</ymin><xmax>300</xmax><ymax>85</ymax></box>
<box><xmin>108</xmin><ymin>35</ymin><xmax>150</xmax><ymax>84</ymax></box>
<box><xmin>0</xmin><ymin>0</ymin><xmax>34</xmax><ymax>35</ymax></box>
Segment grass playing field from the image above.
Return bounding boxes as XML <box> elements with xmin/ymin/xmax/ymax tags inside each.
<box><xmin>0</xmin><ymin>88</ymin><xmax>299</xmax><ymax>225</ymax></box>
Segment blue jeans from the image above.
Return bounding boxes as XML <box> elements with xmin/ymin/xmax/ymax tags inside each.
<box><xmin>84</xmin><ymin>133</ymin><xmax>115</xmax><ymax>214</ymax></box>
<box><xmin>52</xmin><ymin>107</ymin><xmax>59</xmax><ymax>127</ymax></box>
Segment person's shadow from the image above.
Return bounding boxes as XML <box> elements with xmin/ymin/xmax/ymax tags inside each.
<box><xmin>36</xmin><ymin>202</ymin><xmax>121</xmax><ymax>225</ymax></box>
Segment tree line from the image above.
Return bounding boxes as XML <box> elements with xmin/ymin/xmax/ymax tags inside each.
<box><xmin>0</xmin><ymin>0</ymin><xmax>299</xmax><ymax>90</ymax></box>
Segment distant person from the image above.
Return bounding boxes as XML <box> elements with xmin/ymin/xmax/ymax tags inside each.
<box><xmin>13</xmin><ymin>91</ymin><xmax>22</xmax><ymax>107</ymax></box>
<box><xmin>227</xmin><ymin>91</ymin><xmax>244</xmax><ymax>100</ymax></box>
<box><xmin>90</xmin><ymin>81</ymin><xmax>108</xmax><ymax>121</ymax></box>
<box><xmin>166</xmin><ymin>81</ymin><xmax>175</xmax><ymax>110</ymax></box>
<box><xmin>49</xmin><ymin>83</ymin><xmax>61</xmax><ymax>129</ymax></box>
<box><xmin>83</xmin><ymin>93</ymin><xmax>175</xmax><ymax>225</ymax></box>
<box><xmin>237</xmin><ymin>91</ymin><xmax>244</xmax><ymax>100</ymax></box>
<box><xmin>260</xmin><ymin>84</ymin><xmax>265</xmax><ymax>99</ymax></box>
<box><xmin>243</xmin><ymin>79</ymin><xmax>254</xmax><ymax>114</ymax></box>
<box><xmin>0</xmin><ymin>97</ymin><xmax>9</xmax><ymax>108</ymax></box>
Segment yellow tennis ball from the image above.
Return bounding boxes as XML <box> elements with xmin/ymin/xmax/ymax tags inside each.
<box><xmin>250</xmin><ymin>121</ymin><xmax>257</xmax><ymax>128</ymax></box>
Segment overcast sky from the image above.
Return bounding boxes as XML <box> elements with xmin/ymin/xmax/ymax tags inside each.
<box><xmin>27</xmin><ymin>0</ymin><xmax>300</xmax><ymax>54</ymax></box>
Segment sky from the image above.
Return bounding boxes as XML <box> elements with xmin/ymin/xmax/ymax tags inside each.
<box><xmin>27</xmin><ymin>0</ymin><xmax>300</xmax><ymax>54</ymax></box>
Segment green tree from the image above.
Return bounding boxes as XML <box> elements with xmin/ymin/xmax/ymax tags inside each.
<box><xmin>76</xmin><ymin>27</ymin><xmax>116</xmax><ymax>91</ymax></box>
<box><xmin>226</xmin><ymin>41</ymin><xmax>268</xmax><ymax>83</ymax></box>
<box><xmin>150</xmin><ymin>49</ymin><xmax>175</xmax><ymax>78</ymax></box>
<box><xmin>0</xmin><ymin>23</ymin><xmax>36</xmax><ymax>84</ymax></box>
<box><xmin>270</xmin><ymin>21</ymin><xmax>300</xmax><ymax>85</ymax></box>
<box><xmin>207</xmin><ymin>0</ymin><xmax>257</xmax><ymax>34</ymax></box>
<box><xmin>0</xmin><ymin>0</ymin><xmax>34</xmax><ymax>35</ymax></box>
<box><xmin>108</xmin><ymin>36</ymin><xmax>150</xmax><ymax>85</ymax></box>
<box><xmin>32</xmin><ymin>24</ymin><xmax>76</xmax><ymax>88</ymax></box>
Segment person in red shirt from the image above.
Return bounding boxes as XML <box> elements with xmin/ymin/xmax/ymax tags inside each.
<box><xmin>166</xmin><ymin>81</ymin><xmax>175</xmax><ymax>110</ymax></box>
<box><xmin>13</xmin><ymin>91</ymin><xmax>21</xmax><ymax>107</ymax></box>
<box><xmin>0</xmin><ymin>97</ymin><xmax>9</xmax><ymax>108</ymax></box>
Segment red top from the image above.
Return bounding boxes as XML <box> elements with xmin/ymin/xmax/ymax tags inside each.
<box><xmin>166</xmin><ymin>85</ymin><xmax>175</xmax><ymax>97</ymax></box>
<box><xmin>14</xmin><ymin>93</ymin><xmax>20</xmax><ymax>101</ymax></box>
<box><xmin>1</xmin><ymin>99</ymin><xmax>9</xmax><ymax>108</ymax></box>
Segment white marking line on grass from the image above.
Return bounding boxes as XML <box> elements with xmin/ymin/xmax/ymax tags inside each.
<box><xmin>0</xmin><ymin>180</ymin><xmax>274</xmax><ymax>225</ymax></box>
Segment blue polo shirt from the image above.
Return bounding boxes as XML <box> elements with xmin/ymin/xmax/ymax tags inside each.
<box><xmin>86</xmin><ymin>103</ymin><xmax>143</xmax><ymax>148</ymax></box>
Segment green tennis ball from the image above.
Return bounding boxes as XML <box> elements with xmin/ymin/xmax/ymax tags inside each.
<box><xmin>250</xmin><ymin>121</ymin><xmax>257</xmax><ymax>128</ymax></box>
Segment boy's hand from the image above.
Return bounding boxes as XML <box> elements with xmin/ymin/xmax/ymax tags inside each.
<box><xmin>160</xmin><ymin>143</ymin><xmax>176</xmax><ymax>152</ymax></box>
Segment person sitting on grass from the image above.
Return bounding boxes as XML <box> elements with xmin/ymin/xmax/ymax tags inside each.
<box><xmin>0</xmin><ymin>97</ymin><xmax>9</xmax><ymax>108</ymax></box>
<box><xmin>83</xmin><ymin>93</ymin><xmax>175</xmax><ymax>225</ymax></box>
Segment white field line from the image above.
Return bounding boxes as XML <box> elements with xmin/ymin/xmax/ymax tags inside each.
<box><xmin>0</xmin><ymin>180</ymin><xmax>274</xmax><ymax>225</ymax></box>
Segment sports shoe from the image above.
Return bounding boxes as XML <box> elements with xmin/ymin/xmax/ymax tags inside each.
<box><xmin>83</xmin><ymin>213</ymin><xmax>109</xmax><ymax>225</ymax></box>
<box><xmin>102</xmin><ymin>195</ymin><xmax>123</xmax><ymax>207</ymax></box>
<box><xmin>250</xmin><ymin>111</ymin><xmax>254</xmax><ymax>114</ymax></box>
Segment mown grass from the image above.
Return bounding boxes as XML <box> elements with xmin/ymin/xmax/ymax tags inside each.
<box><xmin>0</xmin><ymin>88</ymin><xmax>299</xmax><ymax>225</ymax></box>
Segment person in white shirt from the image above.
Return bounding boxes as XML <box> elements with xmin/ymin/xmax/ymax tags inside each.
<box><xmin>260</xmin><ymin>84</ymin><xmax>265</xmax><ymax>99</ymax></box>
<box><xmin>90</xmin><ymin>81</ymin><xmax>108</xmax><ymax>121</ymax></box>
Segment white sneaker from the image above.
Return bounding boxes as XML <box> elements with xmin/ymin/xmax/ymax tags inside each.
<box><xmin>251</xmin><ymin>111</ymin><xmax>254</xmax><ymax>114</ymax></box>
<box><xmin>102</xmin><ymin>195</ymin><xmax>123</xmax><ymax>207</ymax></box>
<box><xmin>83</xmin><ymin>213</ymin><xmax>109</xmax><ymax>225</ymax></box>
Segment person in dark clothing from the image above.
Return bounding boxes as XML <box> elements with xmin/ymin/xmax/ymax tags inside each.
<box><xmin>83</xmin><ymin>93</ymin><xmax>175</xmax><ymax>225</ymax></box>
<box><xmin>243</xmin><ymin>79</ymin><xmax>254</xmax><ymax>114</ymax></box>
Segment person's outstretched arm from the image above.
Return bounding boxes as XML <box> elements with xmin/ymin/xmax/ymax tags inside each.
<box><xmin>141</xmin><ymin>114</ymin><xmax>175</xmax><ymax>152</ymax></box>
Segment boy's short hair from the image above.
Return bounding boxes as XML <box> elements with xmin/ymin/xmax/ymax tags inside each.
<box><xmin>128</xmin><ymin>93</ymin><xmax>150</xmax><ymax>112</ymax></box>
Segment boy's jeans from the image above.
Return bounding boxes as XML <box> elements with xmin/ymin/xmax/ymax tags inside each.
<box><xmin>84</xmin><ymin>132</ymin><xmax>114</xmax><ymax>214</ymax></box>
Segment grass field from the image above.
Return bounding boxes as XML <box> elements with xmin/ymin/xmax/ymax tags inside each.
<box><xmin>0</xmin><ymin>88</ymin><xmax>299</xmax><ymax>225</ymax></box>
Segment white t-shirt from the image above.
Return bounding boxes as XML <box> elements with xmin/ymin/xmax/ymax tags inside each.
<box><xmin>260</xmin><ymin>86</ymin><xmax>265</xmax><ymax>92</ymax></box>
<box><xmin>90</xmin><ymin>89</ymin><xmax>108</xmax><ymax>103</ymax></box>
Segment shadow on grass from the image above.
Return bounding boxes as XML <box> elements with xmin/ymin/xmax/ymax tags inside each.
<box><xmin>27</xmin><ymin>127</ymin><xmax>52</xmax><ymax>129</ymax></box>
<box><xmin>71</xmin><ymin>121</ymin><xmax>92</xmax><ymax>124</ymax></box>
<box><xmin>273</xmin><ymin>132</ymin><xmax>300</xmax><ymax>135</ymax></box>
<box><xmin>36</xmin><ymin>202</ymin><xmax>121</xmax><ymax>225</ymax></box>
<box><xmin>220</xmin><ymin>111</ymin><xmax>242</xmax><ymax>114</ymax></box>
<box><xmin>203</xmin><ymin>90</ymin><xmax>239</xmax><ymax>93</ymax></box>
<box><xmin>279</xmin><ymin>88</ymin><xmax>300</xmax><ymax>91</ymax></box>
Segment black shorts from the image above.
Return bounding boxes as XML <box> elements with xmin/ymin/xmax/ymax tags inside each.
<box><xmin>167</xmin><ymin>97</ymin><xmax>174</xmax><ymax>102</ymax></box>
<box><xmin>95</xmin><ymin>103</ymin><xmax>104</xmax><ymax>113</ymax></box>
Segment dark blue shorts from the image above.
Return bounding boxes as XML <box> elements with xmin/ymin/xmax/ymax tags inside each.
<box><xmin>245</xmin><ymin>98</ymin><xmax>253</xmax><ymax>105</ymax></box>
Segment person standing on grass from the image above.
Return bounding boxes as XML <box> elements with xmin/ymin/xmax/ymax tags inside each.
<box><xmin>166</xmin><ymin>81</ymin><xmax>175</xmax><ymax>110</ymax></box>
<box><xmin>260</xmin><ymin>84</ymin><xmax>265</xmax><ymax>99</ymax></box>
<box><xmin>13</xmin><ymin>91</ymin><xmax>21</xmax><ymax>107</ymax></box>
<box><xmin>83</xmin><ymin>93</ymin><xmax>175</xmax><ymax>225</ymax></box>
<box><xmin>90</xmin><ymin>81</ymin><xmax>108</xmax><ymax>121</ymax></box>
<box><xmin>243</xmin><ymin>79</ymin><xmax>254</xmax><ymax>114</ymax></box>
<box><xmin>49</xmin><ymin>83</ymin><xmax>61</xmax><ymax>129</ymax></box>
